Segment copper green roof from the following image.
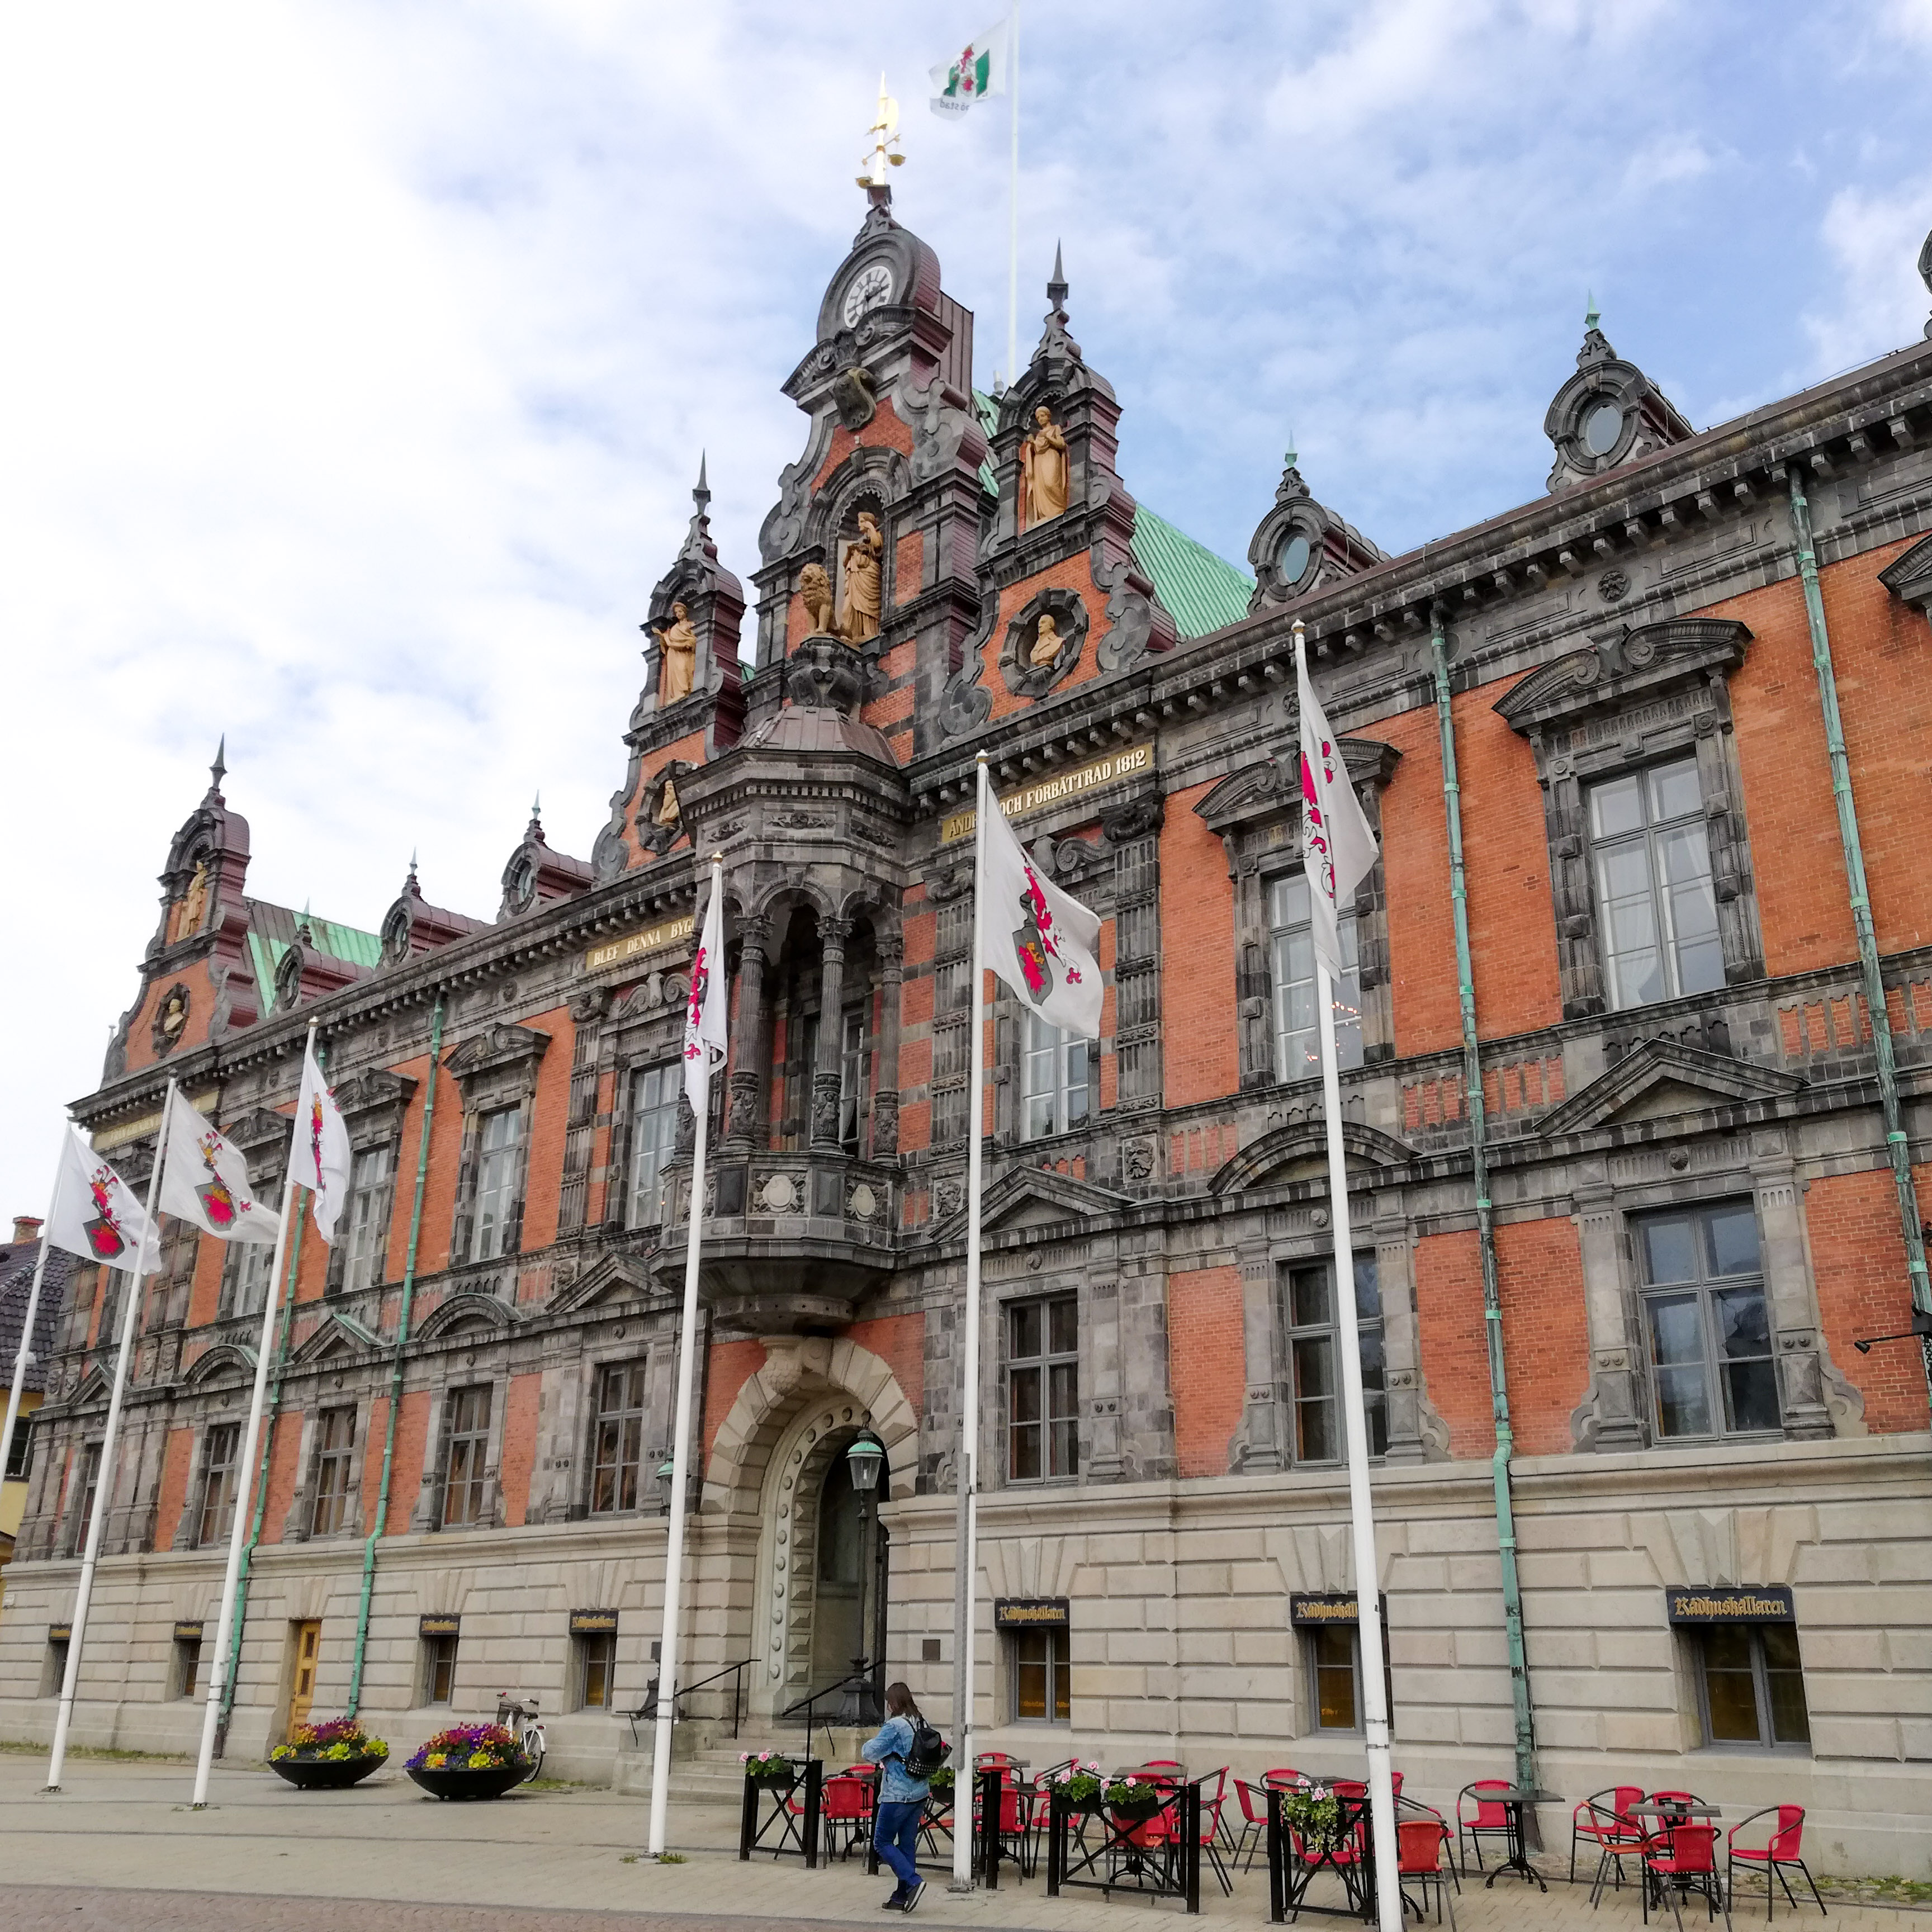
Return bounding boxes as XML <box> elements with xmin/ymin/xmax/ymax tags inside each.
<box><xmin>247</xmin><ymin>905</ymin><xmax>382</xmax><ymax>1015</ymax></box>
<box><xmin>972</xmin><ymin>389</ymin><xmax>1253</xmax><ymax>642</ymax></box>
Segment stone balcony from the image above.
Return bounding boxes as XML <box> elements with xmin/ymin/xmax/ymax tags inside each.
<box><xmin>664</xmin><ymin>1148</ymin><xmax>898</xmax><ymax>1334</ymax></box>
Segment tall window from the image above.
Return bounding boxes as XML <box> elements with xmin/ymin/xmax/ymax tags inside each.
<box><xmin>589</xmin><ymin>1362</ymin><xmax>648</xmax><ymax>1515</ymax></box>
<box><xmin>197</xmin><ymin>1422</ymin><xmax>242</xmax><ymax>1547</ymax></box>
<box><xmin>1284</xmin><ymin>1256</ymin><xmax>1388</xmax><ymax>1462</ymax></box>
<box><xmin>1008</xmin><ymin>1295</ymin><xmax>1078</xmax><ymax>1481</ymax></box>
<box><xmin>1011</xmin><ymin>1628</ymin><xmax>1071</xmax><ymax>1723</ymax></box>
<box><xmin>309</xmin><ymin>1407</ymin><xmax>356</xmax><ymax>1536</ymax></box>
<box><xmin>626</xmin><ymin>1064</ymin><xmax>680</xmax><ymax>1228</ymax></box>
<box><xmin>4</xmin><ymin>1414</ymin><xmax>32</xmax><ymax>1481</ymax></box>
<box><xmin>174</xmin><ymin>1630</ymin><xmax>203</xmax><ymax>1699</ymax></box>
<box><xmin>339</xmin><ymin>1145</ymin><xmax>394</xmax><ymax>1294</ymax></box>
<box><xmin>839</xmin><ymin>1010</ymin><xmax>865</xmax><ymax>1150</ymax></box>
<box><xmin>470</xmin><ymin>1109</ymin><xmax>523</xmax><ymax>1262</ymax></box>
<box><xmin>441</xmin><ymin>1385</ymin><xmax>493</xmax><ymax>1527</ymax></box>
<box><xmin>1589</xmin><ymin>757</ymin><xmax>1723</xmax><ymax>1010</ymax></box>
<box><xmin>68</xmin><ymin>1442</ymin><xmax>102</xmax><ymax>1556</ymax></box>
<box><xmin>1639</xmin><ymin>1204</ymin><xmax>1778</xmax><ymax>1439</ymax></box>
<box><xmin>1020</xmin><ymin>1011</ymin><xmax>1091</xmax><ymax>1142</ymax></box>
<box><xmin>423</xmin><ymin>1631</ymin><xmax>458</xmax><ymax>1704</ymax></box>
<box><xmin>577</xmin><ymin>1630</ymin><xmax>617</xmax><ymax>1710</ymax></box>
<box><xmin>1696</xmin><ymin>1625</ymin><xmax>1810</xmax><ymax>1749</ymax></box>
<box><xmin>1306</xmin><ymin>1623</ymin><xmax>1394</xmax><ymax>1734</ymax></box>
<box><xmin>1268</xmin><ymin>873</ymin><xmax>1362</xmax><ymax>1081</ymax></box>
<box><xmin>225</xmin><ymin>1237</ymin><xmax>278</xmax><ymax>1321</ymax></box>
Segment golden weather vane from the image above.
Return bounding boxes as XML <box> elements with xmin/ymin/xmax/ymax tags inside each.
<box><xmin>856</xmin><ymin>73</ymin><xmax>905</xmax><ymax>188</ymax></box>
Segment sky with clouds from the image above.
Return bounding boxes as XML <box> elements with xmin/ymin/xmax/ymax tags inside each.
<box><xmin>3</xmin><ymin>0</ymin><xmax>1930</xmax><ymax>1211</ymax></box>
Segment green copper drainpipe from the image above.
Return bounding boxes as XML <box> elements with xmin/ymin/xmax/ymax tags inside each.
<box><xmin>215</xmin><ymin>1167</ymin><xmax>306</xmax><ymax>1754</ymax></box>
<box><xmin>1783</xmin><ymin>467</ymin><xmax>1932</xmax><ymax>1398</ymax></box>
<box><xmin>1431</xmin><ymin>610</ymin><xmax>1540</xmax><ymax>1800</ymax></box>
<box><xmin>347</xmin><ymin>994</ymin><xmax>445</xmax><ymax>1714</ymax></box>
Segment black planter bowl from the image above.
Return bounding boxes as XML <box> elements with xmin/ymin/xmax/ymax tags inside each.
<box><xmin>1108</xmin><ymin>1797</ymin><xmax>1166</xmax><ymax>1824</ymax></box>
<box><xmin>407</xmin><ymin>1760</ymin><xmax>528</xmax><ymax>1801</ymax></box>
<box><xmin>271</xmin><ymin>1754</ymin><xmax>387</xmax><ymax>1790</ymax></box>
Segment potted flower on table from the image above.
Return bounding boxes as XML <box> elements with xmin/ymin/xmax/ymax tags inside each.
<box><xmin>269</xmin><ymin>1716</ymin><xmax>390</xmax><ymax>1789</ymax></box>
<box><xmin>1050</xmin><ymin>1760</ymin><xmax>1107</xmax><ymax>1815</ymax></box>
<box><xmin>1277</xmin><ymin>1780</ymin><xmax>1347</xmax><ymax>1853</ymax></box>
<box><xmin>740</xmin><ymin>1748</ymin><xmax>796</xmax><ymax>1786</ymax></box>
<box><xmin>1104</xmin><ymin>1776</ymin><xmax>1166</xmax><ymax>1825</ymax></box>
<box><xmin>405</xmin><ymin>1722</ymin><xmax>531</xmax><ymax>1800</ymax></box>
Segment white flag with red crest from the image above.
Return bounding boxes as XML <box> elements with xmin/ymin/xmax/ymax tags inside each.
<box><xmin>295</xmin><ymin>1033</ymin><xmax>353</xmax><ymax>1242</ymax></box>
<box><xmin>1296</xmin><ymin>634</ymin><xmax>1380</xmax><ymax>982</ymax></box>
<box><xmin>979</xmin><ymin>789</ymin><xmax>1104</xmax><ymax>1039</ymax></box>
<box><xmin>682</xmin><ymin>879</ymin><xmax>728</xmax><ymax>1118</ymax></box>
<box><xmin>159</xmin><ymin>1100</ymin><xmax>281</xmax><ymax>1243</ymax></box>
<box><xmin>46</xmin><ymin>1124</ymin><xmax>157</xmax><ymax>1275</ymax></box>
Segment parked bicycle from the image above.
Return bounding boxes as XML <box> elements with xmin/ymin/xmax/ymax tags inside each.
<box><xmin>495</xmin><ymin>1691</ymin><xmax>547</xmax><ymax>1783</ymax></box>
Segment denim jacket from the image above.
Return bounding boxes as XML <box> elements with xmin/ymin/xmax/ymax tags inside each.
<box><xmin>861</xmin><ymin>1713</ymin><xmax>930</xmax><ymax>1805</ymax></box>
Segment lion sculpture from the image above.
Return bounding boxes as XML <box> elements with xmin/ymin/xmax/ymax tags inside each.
<box><xmin>799</xmin><ymin>562</ymin><xmax>836</xmax><ymax>637</ymax></box>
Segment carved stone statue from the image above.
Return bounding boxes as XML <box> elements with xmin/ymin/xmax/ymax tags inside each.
<box><xmin>836</xmin><ymin>510</ymin><xmax>884</xmax><ymax>644</ymax></box>
<box><xmin>1029</xmin><ymin>613</ymin><xmax>1064</xmax><ymax>668</ymax></box>
<box><xmin>159</xmin><ymin>986</ymin><xmax>188</xmax><ymax>1043</ymax></box>
<box><xmin>654</xmin><ymin>601</ymin><xmax>698</xmax><ymax>704</ymax></box>
<box><xmin>1020</xmin><ymin>406</ymin><xmax>1069</xmax><ymax>527</ymax></box>
<box><xmin>654</xmin><ymin>779</ymin><xmax>681</xmax><ymax>828</ymax></box>
<box><xmin>179</xmin><ymin>860</ymin><xmax>209</xmax><ymax>937</ymax></box>
<box><xmin>799</xmin><ymin>562</ymin><xmax>836</xmax><ymax>636</ymax></box>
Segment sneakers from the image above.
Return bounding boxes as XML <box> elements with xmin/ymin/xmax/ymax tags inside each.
<box><xmin>880</xmin><ymin>1895</ymin><xmax>908</xmax><ymax>1912</ymax></box>
<box><xmin>902</xmin><ymin>1880</ymin><xmax>927</xmax><ymax>1914</ymax></box>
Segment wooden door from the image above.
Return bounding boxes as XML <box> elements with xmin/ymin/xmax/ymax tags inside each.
<box><xmin>287</xmin><ymin>1621</ymin><xmax>321</xmax><ymax>1737</ymax></box>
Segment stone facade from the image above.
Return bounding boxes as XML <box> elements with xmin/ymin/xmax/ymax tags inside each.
<box><xmin>3</xmin><ymin>186</ymin><xmax>1930</xmax><ymax>1876</ymax></box>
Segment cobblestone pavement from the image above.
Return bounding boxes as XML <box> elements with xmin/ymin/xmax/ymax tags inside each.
<box><xmin>3</xmin><ymin>1757</ymin><xmax>1925</xmax><ymax>1931</ymax></box>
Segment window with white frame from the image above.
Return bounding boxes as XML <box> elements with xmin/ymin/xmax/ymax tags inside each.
<box><xmin>1019</xmin><ymin>1010</ymin><xmax>1090</xmax><ymax>1142</ymax></box>
<box><xmin>626</xmin><ymin>1064</ymin><xmax>680</xmax><ymax>1228</ymax></box>
<box><xmin>1283</xmin><ymin>1255</ymin><xmax>1388</xmax><ymax>1462</ymax></box>
<box><xmin>224</xmin><ymin>1236</ymin><xmax>278</xmax><ymax>1320</ymax></box>
<box><xmin>309</xmin><ymin>1406</ymin><xmax>356</xmax><ymax>1536</ymax></box>
<box><xmin>1588</xmin><ymin>756</ymin><xmax>1724</xmax><ymax>1010</ymax></box>
<box><xmin>839</xmin><ymin>1010</ymin><xmax>865</xmax><ymax>1150</ymax></box>
<box><xmin>1007</xmin><ymin>1295</ymin><xmax>1078</xmax><ymax>1481</ymax></box>
<box><xmin>1268</xmin><ymin>873</ymin><xmax>1362</xmax><ymax>1082</ymax></box>
<box><xmin>440</xmin><ymin>1385</ymin><xmax>493</xmax><ymax>1527</ymax></box>
<box><xmin>196</xmin><ymin>1422</ymin><xmax>241</xmax><ymax>1547</ymax></box>
<box><xmin>589</xmin><ymin>1361</ymin><xmax>648</xmax><ymax>1515</ymax></box>
<box><xmin>1639</xmin><ymin>1203</ymin><xmax>1779</xmax><ymax>1439</ymax></box>
<box><xmin>470</xmin><ymin>1109</ymin><xmax>523</xmax><ymax>1262</ymax></box>
<box><xmin>339</xmin><ymin>1144</ymin><xmax>393</xmax><ymax>1294</ymax></box>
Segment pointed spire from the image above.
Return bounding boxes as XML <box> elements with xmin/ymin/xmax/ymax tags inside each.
<box><xmin>1285</xmin><ymin>430</ymin><xmax>1299</xmax><ymax>471</ymax></box>
<box><xmin>205</xmin><ymin>734</ymin><xmax>228</xmax><ymax>802</ymax></box>
<box><xmin>295</xmin><ymin>897</ymin><xmax>314</xmax><ymax>945</ymax></box>
<box><xmin>1048</xmin><ymin>240</ymin><xmax>1067</xmax><ymax>308</ymax></box>
<box><xmin>408</xmin><ymin>846</ymin><xmax>418</xmax><ymax>880</ymax></box>
<box><xmin>1584</xmin><ymin>289</ymin><xmax>1601</xmax><ymax>333</ymax></box>
<box><xmin>693</xmin><ymin>450</ymin><xmax>711</xmax><ymax>518</ymax></box>
<box><xmin>527</xmin><ymin>792</ymin><xmax>546</xmax><ymax>842</ymax></box>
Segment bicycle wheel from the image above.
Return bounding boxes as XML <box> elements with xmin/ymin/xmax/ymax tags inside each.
<box><xmin>522</xmin><ymin>1724</ymin><xmax>546</xmax><ymax>1783</ymax></box>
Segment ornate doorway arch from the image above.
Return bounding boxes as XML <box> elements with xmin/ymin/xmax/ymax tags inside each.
<box><xmin>702</xmin><ymin>1336</ymin><xmax>918</xmax><ymax>1722</ymax></box>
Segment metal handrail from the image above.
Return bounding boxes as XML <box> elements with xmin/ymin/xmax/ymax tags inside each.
<box><xmin>632</xmin><ymin>1655</ymin><xmax>756</xmax><ymax>1743</ymax></box>
<box><xmin>779</xmin><ymin>1662</ymin><xmax>874</xmax><ymax>1767</ymax></box>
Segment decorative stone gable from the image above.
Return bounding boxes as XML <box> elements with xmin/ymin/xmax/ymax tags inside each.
<box><xmin>1245</xmin><ymin>451</ymin><xmax>1388</xmax><ymax>612</ymax></box>
<box><xmin>498</xmin><ymin>805</ymin><xmax>593</xmax><ymax>922</ymax></box>
<box><xmin>377</xmin><ymin>861</ymin><xmax>488</xmax><ymax>967</ymax></box>
<box><xmin>1543</xmin><ymin>308</ymin><xmax>1694</xmax><ymax>492</ymax></box>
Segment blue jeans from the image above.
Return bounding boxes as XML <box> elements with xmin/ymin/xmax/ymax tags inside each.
<box><xmin>874</xmin><ymin>1799</ymin><xmax>924</xmax><ymax>1891</ymax></box>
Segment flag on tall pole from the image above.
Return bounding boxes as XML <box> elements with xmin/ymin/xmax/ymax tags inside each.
<box><xmin>45</xmin><ymin>1090</ymin><xmax>175</xmax><ymax>1792</ymax></box>
<box><xmin>294</xmin><ymin>1030</ymin><xmax>352</xmax><ymax>1242</ymax></box>
<box><xmin>953</xmin><ymin>755</ymin><xmax>1101</xmax><ymax>1888</ymax></box>
<box><xmin>929</xmin><ymin>18</ymin><xmax>1010</xmax><ymax>113</ymax></box>
<box><xmin>190</xmin><ymin>1036</ymin><xmax>310</xmax><ymax>1808</ymax></box>
<box><xmin>1296</xmin><ymin>619</ymin><xmax>1401</xmax><ymax>1931</ymax></box>
<box><xmin>649</xmin><ymin>855</ymin><xmax>727</xmax><ymax>1859</ymax></box>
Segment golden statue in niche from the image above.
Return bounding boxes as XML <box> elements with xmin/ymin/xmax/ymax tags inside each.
<box><xmin>836</xmin><ymin>510</ymin><xmax>884</xmax><ymax>644</ymax></box>
<box><xmin>159</xmin><ymin>986</ymin><xmax>189</xmax><ymax>1043</ymax></box>
<box><xmin>654</xmin><ymin>602</ymin><xmax>698</xmax><ymax>704</ymax></box>
<box><xmin>1029</xmin><ymin>613</ymin><xmax>1065</xmax><ymax>669</ymax></box>
<box><xmin>1020</xmin><ymin>405</ymin><xmax>1069</xmax><ymax>527</ymax></box>
<box><xmin>178</xmin><ymin>859</ymin><xmax>209</xmax><ymax>937</ymax></box>
<box><xmin>799</xmin><ymin>562</ymin><xmax>836</xmax><ymax>636</ymax></box>
<box><xmin>654</xmin><ymin>778</ymin><xmax>681</xmax><ymax>827</ymax></box>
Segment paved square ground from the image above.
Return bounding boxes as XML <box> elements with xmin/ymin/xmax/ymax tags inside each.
<box><xmin>0</xmin><ymin>1754</ymin><xmax>1919</xmax><ymax>1932</ymax></box>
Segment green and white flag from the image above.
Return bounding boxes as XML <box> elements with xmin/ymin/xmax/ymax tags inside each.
<box><xmin>930</xmin><ymin>18</ymin><xmax>1008</xmax><ymax>116</ymax></box>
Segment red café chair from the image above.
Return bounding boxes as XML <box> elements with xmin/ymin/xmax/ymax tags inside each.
<box><xmin>1641</xmin><ymin>1821</ymin><xmax>1728</xmax><ymax>1930</ymax></box>
<box><xmin>820</xmin><ymin>1769</ymin><xmax>874</xmax><ymax>1862</ymax></box>
<box><xmin>1192</xmin><ymin>1767</ymin><xmax>1234</xmax><ymax>1897</ymax></box>
<box><xmin>972</xmin><ymin>1754</ymin><xmax>1035</xmax><ymax>1876</ymax></box>
<box><xmin>1231</xmin><ymin>1779</ymin><xmax>1271</xmax><ymax>1873</ymax></box>
<box><xmin>1573</xmin><ymin>1785</ymin><xmax>1647</xmax><ymax>1888</ymax></box>
<box><xmin>1398</xmin><ymin>1797</ymin><xmax>1461</xmax><ymax>1896</ymax></box>
<box><xmin>1398</xmin><ymin>1816</ymin><xmax>1459</xmax><ymax>1926</ymax></box>
<box><xmin>1727</xmin><ymin>1806</ymin><xmax>1825</xmax><ymax>1919</ymax></box>
<box><xmin>1456</xmin><ymin>1781</ymin><xmax>1516</xmax><ymax>1877</ymax></box>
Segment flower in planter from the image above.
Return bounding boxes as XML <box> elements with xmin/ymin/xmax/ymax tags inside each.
<box><xmin>927</xmin><ymin>1767</ymin><xmax>955</xmax><ymax>1793</ymax></box>
<box><xmin>739</xmin><ymin>1748</ymin><xmax>794</xmax><ymax>1780</ymax></box>
<box><xmin>272</xmin><ymin>1716</ymin><xmax>390</xmax><ymax>1763</ymax></box>
<box><xmin>1277</xmin><ymin>1782</ymin><xmax>1344</xmax><ymax>1849</ymax></box>
<box><xmin>1105</xmin><ymin>1779</ymin><xmax>1160</xmax><ymax>1808</ymax></box>
<box><xmin>1051</xmin><ymin>1760</ymin><xmax>1105</xmax><ymax>1803</ymax></box>
<box><xmin>406</xmin><ymin>1722</ymin><xmax>524</xmax><ymax>1773</ymax></box>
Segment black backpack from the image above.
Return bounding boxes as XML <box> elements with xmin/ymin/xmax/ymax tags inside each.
<box><xmin>901</xmin><ymin>1716</ymin><xmax>951</xmax><ymax>1781</ymax></box>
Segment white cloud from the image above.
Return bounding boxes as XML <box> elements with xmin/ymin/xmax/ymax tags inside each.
<box><xmin>1803</xmin><ymin>177</ymin><xmax>1932</xmax><ymax>375</ymax></box>
<box><xmin>1622</xmin><ymin>135</ymin><xmax>1718</xmax><ymax>196</ymax></box>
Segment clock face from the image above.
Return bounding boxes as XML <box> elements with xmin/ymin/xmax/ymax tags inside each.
<box><xmin>841</xmin><ymin>262</ymin><xmax>894</xmax><ymax>326</ymax></box>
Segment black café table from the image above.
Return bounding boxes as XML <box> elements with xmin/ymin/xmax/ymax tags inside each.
<box><xmin>1479</xmin><ymin>1787</ymin><xmax>1547</xmax><ymax>1893</ymax></box>
<box><xmin>1631</xmin><ymin>1802</ymin><xmax>1722</xmax><ymax>1822</ymax></box>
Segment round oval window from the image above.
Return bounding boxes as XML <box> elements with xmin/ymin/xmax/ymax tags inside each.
<box><xmin>1277</xmin><ymin>532</ymin><xmax>1312</xmax><ymax>584</ymax></box>
<box><xmin>1583</xmin><ymin>400</ymin><xmax>1624</xmax><ymax>456</ymax></box>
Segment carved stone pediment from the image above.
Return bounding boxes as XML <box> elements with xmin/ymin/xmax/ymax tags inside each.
<box><xmin>940</xmin><ymin>1166</ymin><xmax>1133</xmax><ymax>1238</ymax></box>
<box><xmin>1495</xmin><ymin>618</ymin><xmax>1751</xmax><ymax>734</ymax></box>
<box><xmin>1878</xmin><ymin>531</ymin><xmax>1932</xmax><ymax>619</ymax></box>
<box><xmin>546</xmin><ymin>1250</ymin><xmax>657</xmax><ymax>1318</ymax></box>
<box><xmin>444</xmin><ymin>1023</ymin><xmax>551</xmax><ymax>1090</ymax></box>
<box><xmin>1537</xmin><ymin>1038</ymin><xmax>1806</xmax><ymax>1139</ymax></box>
<box><xmin>224</xmin><ymin>1106</ymin><xmax>295</xmax><ymax>1159</ymax></box>
<box><xmin>414</xmin><ymin>1291</ymin><xmax>517</xmax><ymax>1342</ymax></box>
<box><xmin>332</xmin><ymin>1067</ymin><xmax>419</xmax><ymax>1120</ymax></box>
<box><xmin>182</xmin><ymin>1341</ymin><xmax>257</xmax><ymax>1387</ymax></box>
<box><xmin>1209</xmin><ymin>1120</ymin><xmax>1415</xmax><ymax>1196</ymax></box>
<box><xmin>1194</xmin><ymin>738</ymin><xmax>1400</xmax><ymax>835</ymax></box>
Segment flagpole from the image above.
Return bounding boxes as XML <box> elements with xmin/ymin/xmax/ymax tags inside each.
<box><xmin>0</xmin><ymin>1133</ymin><xmax>67</xmax><ymax>1509</ymax></box>
<box><xmin>951</xmin><ymin>751</ymin><xmax>991</xmax><ymax>1890</ymax></box>
<box><xmin>648</xmin><ymin>853</ymin><xmax>723</xmax><ymax>1859</ymax></box>
<box><xmin>1006</xmin><ymin>2</ymin><xmax>1020</xmax><ymax>388</ymax></box>
<box><xmin>46</xmin><ymin>1080</ymin><xmax>177</xmax><ymax>1792</ymax></box>
<box><xmin>191</xmin><ymin>1131</ymin><xmax>302</xmax><ymax>1807</ymax></box>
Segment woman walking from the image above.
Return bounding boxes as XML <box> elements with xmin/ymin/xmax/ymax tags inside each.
<box><xmin>861</xmin><ymin>1682</ymin><xmax>931</xmax><ymax>1912</ymax></box>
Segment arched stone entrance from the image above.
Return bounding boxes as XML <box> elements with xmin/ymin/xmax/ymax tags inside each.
<box><xmin>702</xmin><ymin>1336</ymin><xmax>918</xmax><ymax>1725</ymax></box>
